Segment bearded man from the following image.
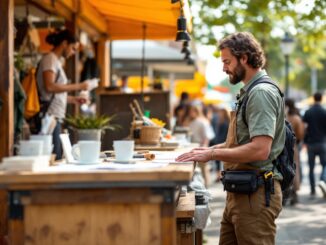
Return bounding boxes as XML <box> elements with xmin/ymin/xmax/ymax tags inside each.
<box><xmin>176</xmin><ymin>32</ymin><xmax>285</xmax><ymax>245</ymax></box>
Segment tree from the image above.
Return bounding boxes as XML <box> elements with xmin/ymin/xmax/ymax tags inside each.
<box><xmin>190</xmin><ymin>0</ymin><xmax>326</xmax><ymax>94</ymax></box>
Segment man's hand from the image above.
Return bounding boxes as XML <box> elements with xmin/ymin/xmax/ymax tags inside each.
<box><xmin>175</xmin><ymin>148</ymin><xmax>213</xmax><ymax>163</ymax></box>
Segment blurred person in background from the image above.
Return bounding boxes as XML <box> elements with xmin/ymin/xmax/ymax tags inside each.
<box><xmin>285</xmin><ymin>98</ymin><xmax>304</xmax><ymax>204</ymax></box>
<box><xmin>303</xmin><ymin>92</ymin><xmax>326</xmax><ymax>197</ymax></box>
<box><xmin>210</xmin><ymin>106</ymin><xmax>230</xmax><ymax>182</ymax></box>
<box><xmin>179</xmin><ymin>92</ymin><xmax>190</xmax><ymax>106</ymax></box>
<box><xmin>120</xmin><ymin>75</ymin><xmax>134</xmax><ymax>93</ymax></box>
<box><xmin>37</xmin><ymin>29</ymin><xmax>97</xmax><ymax>159</ymax></box>
<box><xmin>187</xmin><ymin>102</ymin><xmax>215</xmax><ymax>186</ymax></box>
<box><xmin>79</xmin><ymin>46</ymin><xmax>100</xmax><ymax>115</ymax></box>
<box><xmin>187</xmin><ymin>103</ymin><xmax>215</xmax><ymax>147</ymax></box>
<box><xmin>173</xmin><ymin>103</ymin><xmax>189</xmax><ymax>129</ymax></box>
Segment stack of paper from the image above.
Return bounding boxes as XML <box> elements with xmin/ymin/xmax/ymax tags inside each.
<box><xmin>0</xmin><ymin>156</ymin><xmax>50</xmax><ymax>172</ymax></box>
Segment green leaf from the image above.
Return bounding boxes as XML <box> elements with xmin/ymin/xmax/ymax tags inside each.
<box><xmin>64</xmin><ymin>114</ymin><xmax>120</xmax><ymax>131</ymax></box>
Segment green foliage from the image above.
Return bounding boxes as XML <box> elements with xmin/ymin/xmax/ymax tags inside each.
<box><xmin>65</xmin><ymin>115</ymin><xmax>120</xmax><ymax>131</ymax></box>
<box><xmin>14</xmin><ymin>53</ymin><xmax>25</xmax><ymax>72</ymax></box>
<box><xmin>189</xmin><ymin>0</ymin><xmax>326</xmax><ymax>94</ymax></box>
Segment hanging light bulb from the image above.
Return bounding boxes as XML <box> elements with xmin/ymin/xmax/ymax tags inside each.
<box><xmin>176</xmin><ymin>16</ymin><xmax>191</xmax><ymax>42</ymax></box>
<box><xmin>175</xmin><ymin>1</ymin><xmax>191</xmax><ymax>42</ymax></box>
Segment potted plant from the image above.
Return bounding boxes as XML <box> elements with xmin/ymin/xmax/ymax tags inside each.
<box><xmin>65</xmin><ymin>114</ymin><xmax>119</xmax><ymax>141</ymax></box>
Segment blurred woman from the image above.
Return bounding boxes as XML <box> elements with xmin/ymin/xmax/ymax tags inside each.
<box><xmin>285</xmin><ymin>98</ymin><xmax>305</xmax><ymax>205</ymax></box>
<box><xmin>37</xmin><ymin>29</ymin><xmax>96</xmax><ymax>159</ymax></box>
<box><xmin>187</xmin><ymin>103</ymin><xmax>214</xmax><ymax>147</ymax></box>
<box><xmin>173</xmin><ymin>104</ymin><xmax>189</xmax><ymax>128</ymax></box>
<box><xmin>212</xmin><ymin>107</ymin><xmax>230</xmax><ymax>182</ymax></box>
<box><xmin>186</xmin><ymin>103</ymin><xmax>214</xmax><ymax>186</ymax></box>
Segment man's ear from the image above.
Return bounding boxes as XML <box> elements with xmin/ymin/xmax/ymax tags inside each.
<box><xmin>240</xmin><ymin>55</ymin><xmax>248</xmax><ymax>65</ymax></box>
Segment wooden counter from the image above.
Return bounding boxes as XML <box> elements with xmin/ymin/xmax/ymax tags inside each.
<box><xmin>0</xmin><ymin>163</ymin><xmax>194</xmax><ymax>245</ymax></box>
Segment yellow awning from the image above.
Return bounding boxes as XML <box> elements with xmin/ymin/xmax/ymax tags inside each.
<box><xmin>16</xmin><ymin>0</ymin><xmax>192</xmax><ymax>40</ymax></box>
<box><xmin>84</xmin><ymin>0</ymin><xmax>192</xmax><ymax>40</ymax></box>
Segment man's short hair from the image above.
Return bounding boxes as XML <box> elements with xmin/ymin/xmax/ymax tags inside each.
<box><xmin>218</xmin><ymin>32</ymin><xmax>266</xmax><ymax>68</ymax></box>
<box><xmin>314</xmin><ymin>92</ymin><xmax>322</xmax><ymax>102</ymax></box>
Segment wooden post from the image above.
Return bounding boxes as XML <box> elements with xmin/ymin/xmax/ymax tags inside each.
<box><xmin>65</xmin><ymin>13</ymin><xmax>80</xmax><ymax>117</ymax></box>
<box><xmin>0</xmin><ymin>1</ymin><xmax>14</xmax><ymax>242</ymax></box>
<box><xmin>97</xmin><ymin>37</ymin><xmax>110</xmax><ymax>88</ymax></box>
<box><xmin>66</xmin><ymin>13</ymin><xmax>80</xmax><ymax>86</ymax></box>
<box><xmin>0</xmin><ymin>0</ymin><xmax>14</xmax><ymax>159</ymax></box>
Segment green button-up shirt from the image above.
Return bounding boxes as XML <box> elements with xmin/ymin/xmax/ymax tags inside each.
<box><xmin>236</xmin><ymin>70</ymin><xmax>285</xmax><ymax>179</ymax></box>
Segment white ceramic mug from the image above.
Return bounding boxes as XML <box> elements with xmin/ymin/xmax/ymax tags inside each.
<box><xmin>18</xmin><ymin>140</ymin><xmax>44</xmax><ymax>156</ymax></box>
<box><xmin>113</xmin><ymin>140</ymin><xmax>135</xmax><ymax>162</ymax></box>
<box><xmin>30</xmin><ymin>135</ymin><xmax>53</xmax><ymax>155</ymax></box>
<box><xmin>174</xmin><ymin>133</ymin><xmax>187</xmax><ymax>141</ymax></box>
<box><xmin>72</xmin><ymin>141</ymin><xmax>101</xmax><ymax>164</ymax></box>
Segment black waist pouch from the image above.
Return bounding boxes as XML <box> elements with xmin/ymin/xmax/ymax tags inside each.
<box><xmin>221</xmin><ymin>170</ymin><xmax>260</xmax><ymax>194</ymax></box>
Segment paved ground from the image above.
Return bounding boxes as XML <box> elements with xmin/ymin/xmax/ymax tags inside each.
<box><xmin>203</xmin><ymin>150</ymin><xmax>326</xmax><ymax>245</ymax></box>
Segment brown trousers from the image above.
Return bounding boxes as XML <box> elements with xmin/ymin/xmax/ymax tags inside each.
<box><xmin>219</xmin><ymin>181</ymin><xmax>282</xmax><ymax>245</ymax></box>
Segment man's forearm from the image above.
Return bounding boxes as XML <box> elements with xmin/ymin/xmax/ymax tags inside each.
<box><xmin>211</xmin><ymin>142</ymin><xmax>226</xmax><ymax>149</ymax></box>
<box><xmin>211</xmin><ymin>138</ymin><xmax>271</xmax><ymax>163</ymax></box>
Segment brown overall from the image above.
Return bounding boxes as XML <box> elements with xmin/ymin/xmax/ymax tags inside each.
<box><xmin>219</xmin><ymin>111</ymin><xmax>282</xmax><ymax>245</ymax></box>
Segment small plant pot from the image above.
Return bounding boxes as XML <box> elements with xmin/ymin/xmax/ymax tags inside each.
<box><xmin>140</xmin><ymin>126</ymin><xmax>161</xmax><ymax>145</ymax></box>
<box><xmin>78</xmin><ymin>129</ymin><xmax>102</xmax><ymax>141</ymax></box>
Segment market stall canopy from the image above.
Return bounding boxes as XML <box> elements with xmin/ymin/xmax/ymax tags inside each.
<box><xmin>16</xmin><ymin>0</ymin><xmax>192</xmax><ymax>40</ymax></box>
<box><xmin>87</xmin><ymin>0</ymin><xmax>192</xmax><ymax>40</ymax></box>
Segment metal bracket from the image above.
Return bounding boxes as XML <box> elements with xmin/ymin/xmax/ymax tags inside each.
<box><xmin>9</xmin><ymin>191</ymin><xmax>30</xmax><ymax>220</ymax></box>
<box><xmin>178</xmin><ymin>218</ymin><xmax>196</xmax><ymax>234</ymax></box>
<box><xmin>151</xmin><ymin>187</ymin><xmax>175</xmax><ymax>203</ymax></box>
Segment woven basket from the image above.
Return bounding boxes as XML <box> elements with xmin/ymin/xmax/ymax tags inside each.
<box><xmin>140</xmin><ymin>126</ymin><xmax>161</xmax><ymax>145</ymax></box>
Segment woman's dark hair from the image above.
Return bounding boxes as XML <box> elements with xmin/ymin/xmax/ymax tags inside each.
<box><xmin>218</xmin><ymin>32</ymin><xmax>266</xmax><ymax>68</ymax></box>
<box><xmin>174</xmin><ymin>104</ymin><xmax>187</xmax><ymax>117</ymax></box>
<box><xmin>46</xmin><ymin>29</ymin><xmax>77</xmax><ymax>47</ymax></box>
<box><xmin>285</xmin><ymin>98</ymin><xmax>300</xmax><ymax>116</ymax></box>
<box><xmin>174</xmin><ymin>104</ymin><xmax>190</xmax><ymax>126</ymax></box>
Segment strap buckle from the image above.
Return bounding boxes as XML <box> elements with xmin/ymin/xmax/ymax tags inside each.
<box><xmin>264</xmin><ymin>171</ymin><xmax>273</xmax><ymax>180</ymax></box>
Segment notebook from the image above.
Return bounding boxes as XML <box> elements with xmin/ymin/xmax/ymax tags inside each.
<box><xmin>59</xmin><ymin>133</ymin><xmax>78</xmax><ymax>164</ymax></box>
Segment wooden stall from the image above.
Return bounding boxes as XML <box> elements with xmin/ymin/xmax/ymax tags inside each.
<box><xmin>0</xmin><ymin>163</ymin><xmax>193</xmax><ymax>245</ymax></box>
<box><xmin>98</xmin><ymin>89</ymin><xmax>171</xmax><ymax>149</ymax></box>
<box><xmin>176</xmin><ymin>191</ymin><xmax>196</xmax><ymax>245</ymax></box>
<box><xmin>0</xmin><ymin>0</ymin><xmax>193</xmax><ymax>243</ymax></box>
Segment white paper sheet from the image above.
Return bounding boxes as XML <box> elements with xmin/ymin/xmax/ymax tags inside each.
<box><xmin>94</xmin><ymin>162</ymin><xmax>169</xmax><ymax>170</ymax></box>
<box><xmin>151</xmin><ymin>151</ymin><xmax>184</xmax><ymax>160</ymax></box>
<box><xmin>45</xmin><ymin>161</ymin><xmax>169</xmax><ymax>172</ymax></box>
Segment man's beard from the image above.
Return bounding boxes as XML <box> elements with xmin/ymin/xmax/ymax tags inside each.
<box><xmin>228</xmin><ymin>62</ymin><xmax>246</xmax><ymax>85</ymax></box>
